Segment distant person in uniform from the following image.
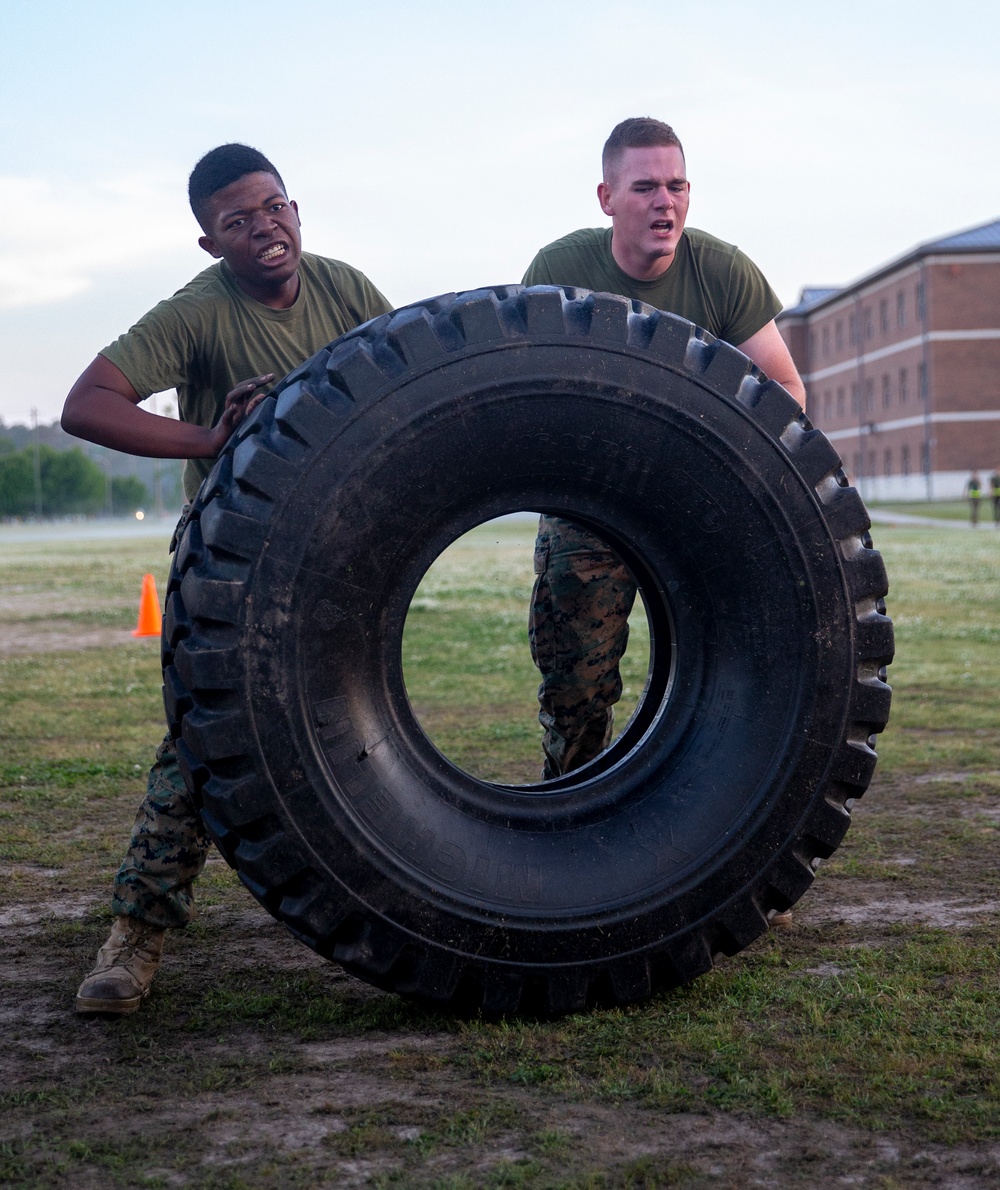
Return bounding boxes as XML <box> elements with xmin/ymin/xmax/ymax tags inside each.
<box><xmin>967</xmin><ymin>472</ymin><xmax>983</xmax><ymax>526</ymax></box>
<box><xmin>990</xmin><ymin>468</ymin><xmax>1000</xmax><ymax>526</ymax></box>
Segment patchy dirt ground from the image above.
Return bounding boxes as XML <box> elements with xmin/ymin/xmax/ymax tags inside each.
<box><xmin>4</xmin><ymin>777</ymin><xmax>1000</xmax><ymax>1189</ymax></box>
<box><xmin>1</xmin><ymin>625</ymin><xmax>139</xmax><ymax>655</ymax></box>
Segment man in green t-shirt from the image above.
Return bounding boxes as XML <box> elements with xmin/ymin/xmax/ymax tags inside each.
<box><xmin>63</xmin><ymin>143</ymin><xmax>392</xmax><ymax>1015</ymax></box>
<box><xmin>524</xmin><ymin>117</ymin><xmax>805</xmax><ymax>782</ymax></box>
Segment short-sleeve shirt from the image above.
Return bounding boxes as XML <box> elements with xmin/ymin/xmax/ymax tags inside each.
<box><xmin>522</xmin><ymin>226</ymin><xmax>781</xmax><ymax>346</ymax></box>
<box><xmin>101</xmin><ymin>251</ymin><xmax>392</xmax><ymax>498</ymax></box>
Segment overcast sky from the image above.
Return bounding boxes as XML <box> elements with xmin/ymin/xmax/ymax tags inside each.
<box><xmin>3</xmin><ymin>0</ymin><xmax>998</xmax><ymax>425</ymax></box>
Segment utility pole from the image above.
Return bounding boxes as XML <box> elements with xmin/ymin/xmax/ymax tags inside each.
<box><xmin>31</xmin><ymin>408</ymin><xmax>42</xmax><ymax>518</ymax></box>
<box><xmin>151</xmin><ymin>394</ymin><xmax>164</xmax><ymax>518</ymax></box>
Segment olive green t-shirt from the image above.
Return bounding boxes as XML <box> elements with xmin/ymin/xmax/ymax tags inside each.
<box><xmin>522</xmin><ymin>226</ymin><xmax>781</xmax><ymax>347</ymax></box>
<box><xmin>101</xmin><ymin>251</ymin><xmax>392</xmax><ymax>498</ymax></box>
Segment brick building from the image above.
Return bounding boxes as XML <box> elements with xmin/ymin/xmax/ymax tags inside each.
<box><xmin>777</xmin><ymin>219</ymin><xmax>1000</xmax><ymax>501</ymax></box>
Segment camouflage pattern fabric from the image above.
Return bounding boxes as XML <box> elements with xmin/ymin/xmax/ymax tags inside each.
<box><xmin>111</xmin><ymin>506</ymin><xmax>211</xmax><ymax>930</ymax></box>
<box><xmin>529</xmin><ymin>515</ymin><xmax>637</xmax><ymax>779</ymax></box>
<box><xmin>111</xmin><ymin>735</ymin><xmax>210</xmax><ymax>929</ymax></box>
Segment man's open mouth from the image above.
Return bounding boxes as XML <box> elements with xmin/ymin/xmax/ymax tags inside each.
<box><xmin>651</xmin><ymin>221</ymin><xmax>673</xmax><ymax>233</ymax></box>
<box><xmin>258</xmin><ymin>243</ymin><xmax>287</xmax><ymax>262</ymax></box>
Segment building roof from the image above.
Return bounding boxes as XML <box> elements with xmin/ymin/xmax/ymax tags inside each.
<box><xmin>781</xmin><ymin>287</ymin><xmax>843</xmax><ymax>316</ymax></box>
<box><xmin>779</xmin><ymin>217</ymin><xmax>1000</xmax><ymax>320</ymax></box>
<box><xmin>923</xmin><ymin>218</ymin><xmax>1000</xmax><ymax>251</ymax></box>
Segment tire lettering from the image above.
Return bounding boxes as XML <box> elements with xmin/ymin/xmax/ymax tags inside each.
<box><xmin>314</xmin><ymin>696</ymin><xmax>363</xmax><ymax>764</ymax></box>
<box><xmin>428</xmin><ymin>841</ymin><xmax>467</xmax><ymax>882</ymax></box>
<box><xmin>394</xmin><ymin>812</ymin><xmax>437</xmax><ymax>861</ymax></box>
<box><xmin>346</xmin><ymin>774</ymin><xmax>399</xmax><ymax>825</ymax></box>
<box><xmin>467</xmin><ymin>853</ymin><xmax>542</xmax><ymax>903</ymax></box>
<box><xmin>468</xmin><ymin>854</ymin><xmax>491</xmax><ymax>892</ymax></box>
<box><xmin>496</xmin><ymin>860</ymin><xmax>542</xmax><ymax>903</ymax></box>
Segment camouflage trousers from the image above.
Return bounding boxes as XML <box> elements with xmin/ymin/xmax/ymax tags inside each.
<box><xmin>112</xmin><ymin>733</ymin><xmax>211</xmax><ymax>929</ymax></box>
<box><xmin>110</xmin><ymin>506</ymin><xmax>212</xmax><ymax>929</ymax></box>
<box><xmin>528</xmin><ymin>516</ymin><xmax>637</xmax><ymax>780</ymax></box>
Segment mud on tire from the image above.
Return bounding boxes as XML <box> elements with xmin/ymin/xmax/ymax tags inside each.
<box><xmin>162</xmin><ymin>286</ymin><xmax>893</xmax><ymax>1016</ymax></box>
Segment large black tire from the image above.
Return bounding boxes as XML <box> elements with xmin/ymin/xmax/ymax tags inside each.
<box><xmin>162</xmin><ymin>286</ymin><xmax>892</xmax><ymax>1015</ymax></box>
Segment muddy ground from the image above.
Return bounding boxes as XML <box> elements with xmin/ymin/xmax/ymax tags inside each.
<box><xmin>4</xmin><ymin>767</ymin><xmax>1000</xmax><ymax>1189</ymax></box>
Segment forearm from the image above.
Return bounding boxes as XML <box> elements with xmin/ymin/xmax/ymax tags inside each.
<box><xmin>736</xmin><ymin>321</ymin><xmax>805</xmax><ymax>409</ymax></box>
<box><xmin>777</xmin><ymin>373</ymin><xmax>806</xmax><ymax>406</ymax></box>
<box><xmin>61</xmin><ymin>387</ymin><xmax>217</xmax><ymax>459</ymax></box>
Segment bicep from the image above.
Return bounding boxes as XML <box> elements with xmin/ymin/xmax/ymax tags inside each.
<box><xmin>68</xmin><ymin>355</ymin><xmax>142</xmax><ymax>404</ymax></box>
<box><xmin>61</xmin><ymin>356</ymin><xmax>142</xmax><ymax>438</ymax></box>
<box><xmin>735</xmin><ymin>321</ymin><xmax>805</xmax><ymax>407</ymax></box>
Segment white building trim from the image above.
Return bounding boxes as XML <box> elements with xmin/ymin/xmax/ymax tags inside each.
<box><xmin>824</xmin><ymin>410</ymin><xmax>1000</xmax><ymax>443</ymax></box>
<box><xmin>854</xmin><ymin>471</ymin><xmax>997</xmax><ymax>503</ymax></box>
<box><xmin>805</xmin><ymin>329</ymin><xmax>1000</xmax><ymax>384</ymax></box>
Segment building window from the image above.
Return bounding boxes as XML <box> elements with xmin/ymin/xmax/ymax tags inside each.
<box><xmin>916</xmin><ymin>280</ymin><xmax>926</xmax><ymax>322</ymax></box>
<box><xmin>851</xmin><ymin>383</ymin><xmax>860</xmax><ymax>414</ymax></box>
<box><xmin>897</xmin><ymin>291</ymin><xmax>906</xmax><ymax>327</ymax></box>
<box><xmin>919</xmin><ymin>362</ymin><xmax>929</xmax><ymax>400</ymax></box>
<box><xmin>864</xmin><ymin>308</ymin><xmax>874</xmax><ymax>341</ymax></box>
<box><xmin>867</xmin><ymin>450</ymin><xmax>876</xmax><ymax>475</ymax></box>
<box><xmin>809</xmin><ymin>329</ymin><xmax>816</xmax><ymax>356</ymax></box>
<box><xmin>824</xmin><ymin>391</ymin><xmax>832</xmax><ymax>420</ymax></box>
<box><xmin>865</xmin><ymin>378</ymin><xmax>874</xmax><ymax>412</ymax></box>
<box><xmin>836</xmin><ymin>387</ymin><xmax>845</xmax><ymax>417</ymax></box>
<box><xmin>902</xmin><ymin>445</ymin><xmax>911</xmax><ymax>476</ymax></box>
<box><xmin>879</xmin><ymin>300</ymin><xmax>889</xmax><ymax>334</ymax></box>
<box><xmin>921</xmin><ymin>441</ymin><xmax>930</xmax><ymax>474</ymax></box>
<box><xmin>853</xmin><ymin>452</ymin><xmax>863</xmax><ymax>476</ymax></box>
<box><xmin>884</xmin><ymin>449</ymin><xmax>892</xmax><ymax>477</ymax></box>
<box><xmin>849</xmin><ymin>314</ymin><xmax>858</xmax><ymax>346</ymax></box>
<box><xmin>882</xmin><ymin>374</ymin><xmax>892</xmax><ymax>408</ymax></box>
<box><xmin>822</xmin><ymin>326</ymin><xmax>830</xmax><ymax>357</ymax></box>
<box><xmin>899</xmin><ymin>368</ymin><xmax>908</xmax><ymax>405</ymax></box>
<box><xmin>835</xmin><ymin>320</ymin><xmax>844</xmax><ymax>350</ymax></box>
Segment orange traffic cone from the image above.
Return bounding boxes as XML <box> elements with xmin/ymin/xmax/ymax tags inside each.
<box><xmin>132</xmin><ymin>573</ymin><xmax>163</xmax><ymax>638</ymax></box>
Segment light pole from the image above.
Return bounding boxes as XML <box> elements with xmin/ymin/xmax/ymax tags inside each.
<box><xmin>152</xmin><ymin>394</ymin><xmax>164</xmax><ymax>518</ymax></box>
<box><xmin>31</xmin><ymin>408</ymin><xmax>42</xmax><ymax>518</ymax></box>
<box><xmin>104</xmin><ymin>454</ymin><xmax>114</xmax><ymax>518</ymax></box>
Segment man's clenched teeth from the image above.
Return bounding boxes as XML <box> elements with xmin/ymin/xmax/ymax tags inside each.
<box><xmin>259</xmin><ymin>244</ymin><xmax>287</xmax><ymax>261</ymax></box>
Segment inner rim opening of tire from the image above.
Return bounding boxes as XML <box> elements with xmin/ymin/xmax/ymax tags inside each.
<box><xmin>400</xmin><ymin>513</ymin><xmax>661</xmax><ymax>789</ymax></box>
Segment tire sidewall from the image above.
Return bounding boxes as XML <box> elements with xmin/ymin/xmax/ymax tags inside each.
<box><xmin>237</xmin><ymin>340</ymin><xmax>851</xmax><ymax>966</ymax></box>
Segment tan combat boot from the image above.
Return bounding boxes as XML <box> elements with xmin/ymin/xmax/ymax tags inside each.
<box><xmin>75</xmin><ymin>916</ymin><xmax>165</xmax><ymax>1015</ymax></box>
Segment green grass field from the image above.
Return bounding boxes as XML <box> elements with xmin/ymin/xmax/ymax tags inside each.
<box><xmin>2</xmin><ymin>518</ymin><xmax>1000</xmax><ymax>1186</ymax></box>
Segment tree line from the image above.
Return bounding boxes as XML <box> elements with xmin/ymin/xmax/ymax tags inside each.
<box><xmin>0</xmin><ymin>440</ymin><xmax>148</xmax><ymax>517</ymax></box>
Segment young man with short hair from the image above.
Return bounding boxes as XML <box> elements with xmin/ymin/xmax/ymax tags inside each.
<box><xmin>64</xmin><ymin>144</ymin><xmax>392</xmax><ymax>1014</ymax></box>
<box><xmin>524</xmin><ymin>117</ymin><xmax>804</xmax><ymax>781</ymax></box>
